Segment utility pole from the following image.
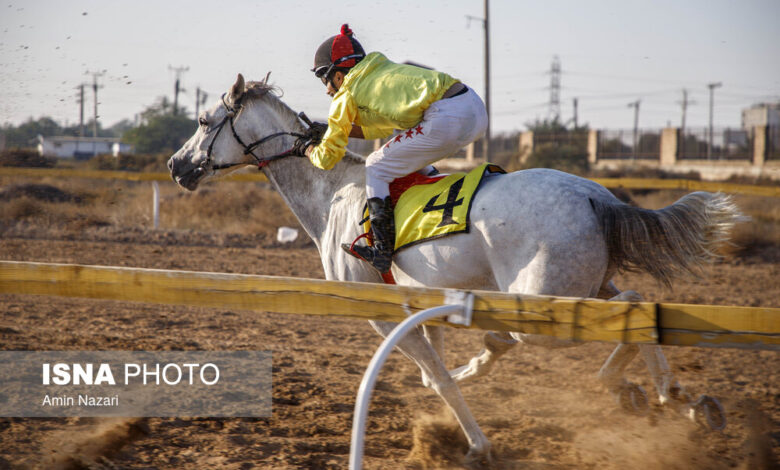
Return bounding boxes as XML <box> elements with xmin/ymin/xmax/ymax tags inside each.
<box><xmin>628</xmin><ymin>100</ymin><xmax>641</xmax><ymax>160</ymax></box>
<box><xmin>707</xmin><ymin>82</ymin><xmax>722</xmax><ymax>160</ymax></box>
<box><xmin>548</xmin><ymin>55</ymin><xmax>561</xmax><ymax>122</ymax></box>
<box><xmin>86</xmin><ymin>71</ymin><xmax>105</xmax><ymax>156</ymax></box>
<box><xmin>196</xmin><ymin>87</ymin><xmax>208</xmax><ymax>118</ymax></box>
<box><xmin>87</xmin><ymin>71</ymin><xmax>105</xmax><ymax>138</ymax></box>
<box><xmin>169</xmin><ymin>65</ymin><xmax>189</xmax><ymax>116</ymax></box>
<box><xmin>572</xmin><ymin>97</ymin><xmax>579</xmax><ymax>129</ymax></box>
<box><xmin>76</xmin><ymin>83</ymin><xmax>86</xmax><ymax>137</ymax></box>
<box><xmin>676</xmin><ymin>89</ymin><xmax>695</xmax><ymax>158</ymax></box>
<box><xmin>677</xmin><ymin>88</ymin><xmax>694</xmax><ymax>133</ymax></box>
<box><xmin>75</xmin><ymin>83</ymin><xmax>86</xmax><ymax>157</ymax></box>
<box><xmin>466</xmin><ymin>0</ymin><xmax>491</xmax><ymax>160</ymax></box>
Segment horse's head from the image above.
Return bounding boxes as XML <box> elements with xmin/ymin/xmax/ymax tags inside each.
<box><xmin>167</xmin><ymin>73</ymin><xmax>296</xmax><ymax>190</ymax></box>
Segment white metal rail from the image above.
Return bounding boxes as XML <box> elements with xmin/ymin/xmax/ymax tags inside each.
<box><xmin>350</xmin><ymin>293</ymin><xmax>474</xmax><ymax>470</ymax></box>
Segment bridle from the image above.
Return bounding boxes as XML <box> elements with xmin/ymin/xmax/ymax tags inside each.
<box><xmin>202</xmin><ymin>93</ymin><xmax>309</xmax><ymax>171</ymax></box>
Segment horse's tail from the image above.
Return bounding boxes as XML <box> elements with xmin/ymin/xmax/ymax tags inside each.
<box><xmin>590</xmin><ymin>191</ymin><xmax>743</xmax><ymax>287</ymax></box>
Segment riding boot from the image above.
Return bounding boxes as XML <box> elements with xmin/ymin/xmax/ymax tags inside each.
<box><xmin>342</xmin><ymin>196</ymin><xmax>395</xmax><ymax>274</ymax></box>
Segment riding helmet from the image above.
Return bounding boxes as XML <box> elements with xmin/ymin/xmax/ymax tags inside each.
<box><xmin>312</xmin><ymin>24</ymin><xmax>365</xmax><ymax>79</ymax></box>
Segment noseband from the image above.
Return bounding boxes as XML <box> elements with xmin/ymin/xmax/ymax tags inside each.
<box><xmin>202</xmin><ymin>93</ymin><xmax>309</xmax><ymax>171</ymax></box>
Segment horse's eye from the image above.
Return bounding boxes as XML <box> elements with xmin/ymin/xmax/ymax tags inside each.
<box><xmin>198</xmin><ymin>117</ymin><xmax>208</xmax><ymax>127</ymax></box>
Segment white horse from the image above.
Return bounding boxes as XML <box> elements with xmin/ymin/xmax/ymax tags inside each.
<box><xmin>168</xmin><ymin>74</ymin><xmax>742</xmax><ymax>462</ymax></box>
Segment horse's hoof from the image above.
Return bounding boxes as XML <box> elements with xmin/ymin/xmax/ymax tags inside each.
<box><xmin>464</xmin><ymin>447</ymin><xmax>493</xmax><ymax>469</ymax></box>
<box><xmin>690</xmin><ymin>395</ymin><xmax>726</xmax><ymax>431</ymax></box>
<box><xmin>668</xmin><ymin>383</ymin><xmax>693</xmax><ymax>404</ymax></box>
<box><xmin>617</xmin><ymin>383</ymin><xmax>649</xmax><ymax>415</ymax></box>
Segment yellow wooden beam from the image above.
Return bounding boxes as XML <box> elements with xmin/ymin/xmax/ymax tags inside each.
<box><xmin>1</xmin><ymin>261</ymin><xmax>777</xmax><ymax>350</ymax></box>
<box><xmin>590</xmin><ymin>177</ymin><xmax>780</xmax><ymax>198</ymax></box>
<box><xmin>659</xmin><ymin>303</ymin><xmax>780</xmax><ymax>349</ymax></box>
<box><xmin>1</xmin><ymin>168</ymin><xmax>776</xmax><ymax>196</ymax></box>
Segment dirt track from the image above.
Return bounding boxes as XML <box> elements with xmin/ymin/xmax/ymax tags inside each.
<box><xmin>0</xmin><ymin>182</ymin><xmax>779</xmax><ymax>469</ymax></box>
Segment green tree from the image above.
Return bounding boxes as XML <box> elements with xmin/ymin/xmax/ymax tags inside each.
<box><xmin>523</xmin><ymin>143</ymin><xmax>588</xmax><ymax>174</ymax></box>
<box><xmin>519</xmin><ymin>117</ymin><xmax>589</xmax><ymax>173</ymax></box>
<box><xmin>61</xmin><ymin>118</ymin><xmax>115</xmax><ymax>138</ymax></box>
<box><xmin>107</xmin><ymin>119</ymin><xmax>135</xmax><ymax>138</ymax></box>
<box><xmin>122</xmin><ymin>97</ymin><xmax>196</xmax><ymax>153</ymax></box>
<box><xmin>1</xmin><ymin>117</ymin><xmax>63</xmax><ymax>148</ymax></box>
<box><xmin>524</xmin><ymin>117</ymin><xmax>568</xmax><ymax>133</ymax></box>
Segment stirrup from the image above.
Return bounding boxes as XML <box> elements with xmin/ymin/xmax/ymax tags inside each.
<box><xmin>340</xmin><ymin>242</ymin><xmax>393</xmax><ymax>274</ymax></box>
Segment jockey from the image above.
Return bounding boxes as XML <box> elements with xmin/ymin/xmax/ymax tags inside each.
<box><xmin>304</xmin><ymin>24</ymin><xmax>488</xmax><ymax>275</ymax></box>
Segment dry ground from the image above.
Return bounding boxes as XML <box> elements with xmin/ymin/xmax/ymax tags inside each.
<box><xmin>0</xmin><ymin>173</ymin><xmax>778</xmax><ymax>469</ymax></box>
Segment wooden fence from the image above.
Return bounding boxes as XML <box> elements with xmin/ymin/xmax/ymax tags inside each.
<box><xmin>1</xmin><ymin>261</ymin><xmax>778</xmax><ymax>351</ymax></box>
<box><xmin>1</xmin><ymin>167</ymin><xmax>778</xmax><ymax>197</ymax></box>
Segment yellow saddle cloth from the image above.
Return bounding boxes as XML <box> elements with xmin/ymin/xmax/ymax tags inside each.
<box><xmin>363</xmin><ymin>163</ymin><xmax>505</xmax><ymax>252</ymax></box>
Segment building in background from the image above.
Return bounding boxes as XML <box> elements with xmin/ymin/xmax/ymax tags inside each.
<box><xmin>742</xmin><ymin>102</ymin><xmax>780</xmax><ymax>130</ymax></box>
<box><xmin>36</xmin><ymin>135</ymin><xmax>133</xmax><ymax>159</ymax></box>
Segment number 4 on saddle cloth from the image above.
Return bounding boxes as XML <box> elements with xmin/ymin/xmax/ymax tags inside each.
<box><xmin>345</xmin><ymin>162</ymin><xmax>505</xmax><ymax>283</ymax></box>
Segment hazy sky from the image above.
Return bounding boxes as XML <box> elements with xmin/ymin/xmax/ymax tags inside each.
<box><xmin>1</xmin><ymin>0</ymin><xmax>779</xmax><ymax>133</ymax></box>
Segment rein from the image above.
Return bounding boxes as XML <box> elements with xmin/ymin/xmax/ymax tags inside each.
<box><xmin>204</xmin><ymin>93</ymin><xmax>309</xmax><ymax>171</ymax></box>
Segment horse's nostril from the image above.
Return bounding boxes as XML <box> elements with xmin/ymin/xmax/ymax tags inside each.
<box><xmin>167</xmin><ymin>158</ymin><xmax>174</xmax><ymax>171</ymax></box>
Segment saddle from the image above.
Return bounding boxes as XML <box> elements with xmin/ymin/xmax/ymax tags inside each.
<box><xmin>349</xmin><ymin>162</ymin><xmax>505</xmax><ymax>254</ymax></box>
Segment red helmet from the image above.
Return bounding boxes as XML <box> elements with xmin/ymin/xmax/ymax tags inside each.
<box><xmin>312</xmin><ymin>24</ymin><xmax>365</xmax><ymax>79</ymax></box>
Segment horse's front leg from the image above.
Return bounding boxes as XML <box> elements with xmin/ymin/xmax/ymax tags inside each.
<box><xmin>421</xmin><ymin>325</ymin><xmax>444</xmax><ymax>388</ymax></box>
<box><xmin>370</xmin><ymin>320</ymin><xmax>492</xmax><ymax>463</ymax></box>
<box><xmin>421</xmin><ymin>325</ymin><xmax>518</xmax><ymax>386</ymax></box>
<box><xmin>448</xmin><ymin>331</ymin><xmax>518</xmax><ymax>384</ymax></box>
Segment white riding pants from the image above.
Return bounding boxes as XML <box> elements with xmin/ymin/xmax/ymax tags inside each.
<box><xmin>365</xmin><ymin>87</ymin><xmax>488</xmax><ymax>200</ymax></box>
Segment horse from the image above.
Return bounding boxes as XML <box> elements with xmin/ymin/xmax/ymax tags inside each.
<box><xmin>167</xmin><ymin>73</ymin><xmax>742</xmax><ymax>462</ymax></box>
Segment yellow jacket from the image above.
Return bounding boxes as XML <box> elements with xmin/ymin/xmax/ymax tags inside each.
<box><xmin>309</xmin><ymin>52</ymin><xmax>459</xmax><ymax>170</ymax></box>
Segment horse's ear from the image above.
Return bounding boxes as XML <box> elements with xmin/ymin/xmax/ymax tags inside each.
<box><xmin>229</xmin><ymin>73</ymin><xmax>245</xmax><ymax>102</ymax></box>
<box><xmin>261</xmin><ymin>71</ymin><xmax>271</xmax><ymax>85</ymax></box>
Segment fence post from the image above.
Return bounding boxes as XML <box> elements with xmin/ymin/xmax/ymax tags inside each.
<box><xmin>587</xmin><ymin>130</ymin><xmax>599</xmax><ymax>165</ymax></box>
<box><xmin>753</xmin><ymin>126</ymin><xmax>766</xmax><ymax>167</ymax></box>
<box><xmin>152</xmin><ymin>181</ymin><xmax>160</xmax><ymax>230</ymax></box>
<box><xmin>660</xmin><ymin>128</ymin><xmax>678</xmax><ymax>167</ymax></box>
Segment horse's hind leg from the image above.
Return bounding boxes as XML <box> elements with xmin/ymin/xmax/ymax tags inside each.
<box><xmin>369</xmin><ymin>320</ymin><xmax>491</xmax><ymax>462</ymax></box>
<box><xmin>598</xmin><ymin>285</ymin><xmax>726</xmax><ymax>429</ymax></box>
<box><xmin>597</xmin><ymin>287</ymin><xmax>651</xmax><ymax>414</ymax></box>
<box><xmin>639</xmin><ymin>344</ymin><xmax>727</xmax><ymax>430</ymax></box>
<box><xmin>600</xmin><ymin>289</ymin><xmax>682</xmax><ymax>408</ymax></box>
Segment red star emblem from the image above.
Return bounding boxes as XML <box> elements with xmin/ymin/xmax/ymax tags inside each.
<box><xmin>415</xmin><ymin>125</ymin><xmax>424</xmax><ymax>135</ymax></box>
<box><xmin>405</xmin><ymin>129</ymin><xmax>414</xmax><ymax>139</ymax></box>
<box><xmin>394</xmin><ymin>135</ymin><xmax>403</xmax><ymax>143</ymax></box>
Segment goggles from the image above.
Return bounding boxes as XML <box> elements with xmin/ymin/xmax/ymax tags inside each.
<box><xmin>312</xmin><ymin>54</ymin><xmax>365</xmax><ymax>80</ymax></box>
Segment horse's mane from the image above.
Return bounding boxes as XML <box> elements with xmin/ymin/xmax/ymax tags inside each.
<box><xmin>241</xmin><ymin>76</ymin><xmax>366</xmax><ymax>164</ymax></box>
<box><xmin>245</xmin><ymin>80</ymin><xmax>281</xmax><ymax>99</ymax></box>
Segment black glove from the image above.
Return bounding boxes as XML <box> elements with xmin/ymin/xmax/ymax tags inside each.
<box><xmin>308</xmin><ymin>121</ymin><xmax>328</xmax><ymax>146</ymax></box>
<box><xmin>292</xmin><ymin>112</ymin><xmax>328</xmax><ymax>157</ymax></box>
<box><xmin>291</xmin><ymin>137</ymin><xmax>310</xmax><ymax>157</ymax></box>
